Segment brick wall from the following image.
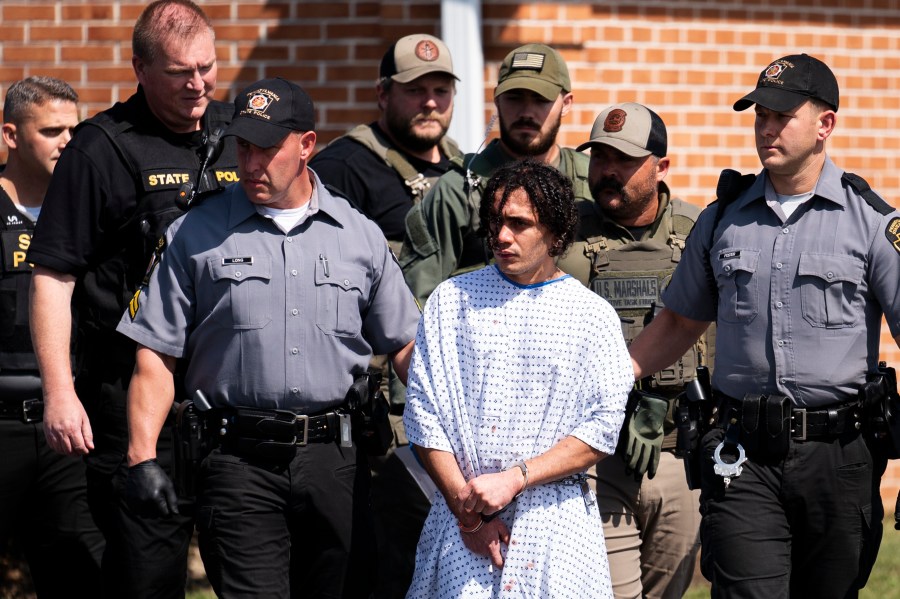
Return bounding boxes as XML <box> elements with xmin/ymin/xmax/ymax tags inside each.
<box><xmin>2</xmin><ymin>0</ymin><xmax>900</xmax><ymax>505</ymax></box>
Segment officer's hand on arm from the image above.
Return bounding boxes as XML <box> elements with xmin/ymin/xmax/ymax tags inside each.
<box><xmin>125</xmin><ymin>459</ymin><xmax>179</xmax><ymax>516</ymax></box>
<box><xmin>630</xmin><ymin>307</ymin><xmax>711</xmax><ymax>380</ymax></box>
<box><xmin>617</xmin><ymin>390</ymin><xmax>668</xmax><ymax>480</ymax></box>
<box><xmin>30</xmin><ymin>267</ymin><xmax>94</xmax><ymax>455</ymax></box>
<box><xmin>126</xmin><ymin>345</ymin><xmax>178</xmax><ymax>516</ymax></box>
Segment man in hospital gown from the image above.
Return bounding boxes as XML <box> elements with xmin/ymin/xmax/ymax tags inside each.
<box><xmin>404</xmin><ymin>158</ymin><xmax>633</xmax><ymax>598</ymax></box>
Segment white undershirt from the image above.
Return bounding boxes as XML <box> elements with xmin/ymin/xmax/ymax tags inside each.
<box><xmin>775</xmin><ymin>190</ymin><xmax>814</xmax><ymax>219</ymax></box>
<box><xmin>256</xmin><ymin>202</ymin><xmax>310</xmax><ymax>233</ymax></box>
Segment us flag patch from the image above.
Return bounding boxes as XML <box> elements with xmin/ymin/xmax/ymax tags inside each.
<box><xmin>511</xmin><ymin>52</ymin><xmax>545</xmax><ymax>71</ymax></box>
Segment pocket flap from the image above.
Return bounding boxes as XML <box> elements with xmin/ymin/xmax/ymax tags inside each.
<box><xmin>208</xmin><ymin>256</ymin><xmax>272</xmax><ymax>282</ymax></box>
<box><xmin>798</xmin><ymin>253</ymin><xmax>863</xmax><ymax>284</ymax></box>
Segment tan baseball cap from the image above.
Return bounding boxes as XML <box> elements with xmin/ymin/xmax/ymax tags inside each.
<box><xmin>494</xmin><ymin>43</ymin><xmax>571</xmax><ymax>101</ymax></box>
<box><xmin>576</xmin><ymin>102</ymin><xmax>668</xmax><ymax>158</ymax></box>
<box><xmin>380</xmin><ymin>34</ymin><xmax>458</xmax><ymax>83</ymax></box>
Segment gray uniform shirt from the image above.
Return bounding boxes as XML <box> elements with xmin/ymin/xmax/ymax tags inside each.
<box><xmin>663</xmin><ymin>156</ymin><xmax>900</xmax><ymax>408</ymax></box>
<box><xmin>117</xmin><ymin>171</ymin><xmax>420</xmax><ymax>412</ymax></box>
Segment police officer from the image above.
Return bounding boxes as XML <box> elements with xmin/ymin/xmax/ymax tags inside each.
<box><xmin>630</xmin><ymin>54</ymin><xmax>899</xmax><ymax>597</ymax></box>
<box><xmin>310</xmin><ymin>32</ymin><xmax>462</xmax><ymax>599</ymax></box>
<box><xmin>27</xmin><ymin>2</ymin><xmax>238</xmax><ymax>596</ymax></box>
<box><xmin>0</xmin><ymin>76</ymin><xmax>104</xmax><ymax>598</ymax></box>
<box><xmin>399</xmin><ymin>43</ymin><xmax>592</xmax><ymax>306</ymax></box>
<box><xmin>557</xmin><ymin>103</ymin><xmax>703</xmax><ymax>599</ymax></box>
<box><xmin>118</xmin><ymin>77</ymin><xmax>420</xmax><ymax>598</ymax></box>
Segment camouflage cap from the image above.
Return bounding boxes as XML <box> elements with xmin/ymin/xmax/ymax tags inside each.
<box><xmin>495</xmin><ymin>43</ymin><xmax>571</xmax><ymax>101</ymax></box>
<box><xmin>380</xmin><ymin>34</ymin><xmax>459</xmax><ymax>84</ymax></box>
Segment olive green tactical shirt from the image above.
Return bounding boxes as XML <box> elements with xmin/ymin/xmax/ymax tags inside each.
<box><xmin>399</xmin><ymin>139</ymin><xmax>592</xmax><ymax>306</ymax></box>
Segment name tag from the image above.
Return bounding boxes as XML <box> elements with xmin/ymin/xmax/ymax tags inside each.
<box><xmin>222</xmin><ymin>257</ymin><xmax>253</xmax><ymax>265</ymax></box>
<box><xmin>720</xmin><ymin>250</ymin><xmax>741</xmax><ymax>260</ymax></box>
<box><xmin>589</xmin><ymin>275</ymin><xmax>660</xmax><ymax>310</ymax></box>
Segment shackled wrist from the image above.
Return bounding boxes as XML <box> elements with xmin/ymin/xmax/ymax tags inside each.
<box><xmin>508</xmin><ymin>460</ymin><xmax>529</xmax><ymax>498</ymax></box>
<box><xmin>458</xmin><ymin>517</ymin><xmax>485</xmax><ymax>534</ymax></box>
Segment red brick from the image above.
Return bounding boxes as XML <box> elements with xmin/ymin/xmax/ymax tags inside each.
<box><xmin>2</xmin><ymin>4</ymin><xmax>56</xmax><ymax>21</ymax></box>
<box><xmin>236</xmin><ymin>2</ymin><xmax>292</xmax><ymax>20</ymax></box>
<box><xmin>87</xmin><ymin>25</ymin><xmax>133</xmax><ymax>42</ymax></box>
<box><xmin>264</xmin><ymin>66</ymin><xmax>318</xmax><ymax>82</ymax></box>
<box><xmin>0</xmin><ymin>67</ymin><xmax>27</xmax><ymax>82</ymax></box>
<box><xmin>31</xmin><ymin>26</ymin><xmax>84</xmax><ymax>42</ymax></box>
<box><xmin>88</xmin><ymin>66</ymin><xmax>138</xmax><ymax>83</ymax></box>
<box><xmin>296</xmin><ymin>44</ymin><xmax>352</xmax><ymax>61</ymax></box>
<box><xmin>213</xmin><ymin>25</ymin><xmax>263</xmax><ymax>41</ymax></box>
<box><xmin>267</xmin><ymin>24</ymin><xmax>323</xmax><ymax>41</ymax></box>
<box><xmin>25</xmin><ymin>66</ymin><xmax>81</xmax><ymax>82</ymax></box>
<box><xmin>62</xmin><ymin>45</ymin><xmax>115</xmax><ymax>62</ymax></box>
<box><xmin>62</xmin><ymin>4</ymin><xmax>114</xmax><ymax>20</ymax></box>
<box><xmin>199</xmin><ymin>4</ymin><xmax>232</xmax><ymax>20</ymax></box>
<box><xmin>236</xmin><ymin>44</ymin><xmax>291</xmax><ymax>62</ymax></box>
<box><xmin>75</xmin><ymin>87</ymin><xmax>116</xmax><ymax>105</ymax></box>
<box><xmin>4</xmin><ymin>45</ymin><xmax>56</xmax><ymax>62</ymax></box>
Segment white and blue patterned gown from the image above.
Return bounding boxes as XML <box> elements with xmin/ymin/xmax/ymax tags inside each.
<box><xmin>404</xmin><ymin>265</ymin><xmax>633</xmax><ymax>598</ymax></box>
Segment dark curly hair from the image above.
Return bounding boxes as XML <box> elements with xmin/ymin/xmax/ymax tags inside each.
<box><xmin>478</xmin><ymin>158</ymin><xmax>578</xmax><ymax>257</ymax></box>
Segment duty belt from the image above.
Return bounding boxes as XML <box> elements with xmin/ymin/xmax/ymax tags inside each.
<box><xmin>716</xmin><ymin>392</ymin><xmax>861</xmax><ymax>441</ymax></box>
<box><xmin>0</xmin><ymin>398</ymin><xmax>43</xmax><ymax>423</ymax></box>
<box><xmin>209</xmin><ymin>406</ymin><xmax>345</xmax><ymax>460</ymax></box>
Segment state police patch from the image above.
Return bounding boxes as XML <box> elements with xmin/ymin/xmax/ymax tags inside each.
<box><xmin>886</xmin><ymin>217</ymin><xmax>900</xmax><ymax>256</ymax></box>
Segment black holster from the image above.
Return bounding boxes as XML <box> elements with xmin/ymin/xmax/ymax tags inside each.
<box><xmin>171</xmin><ymin>400</ymin><xmax>210</xmax><ymax>499</ymax></box>
<box><xmin>675</xmin><ymin>366</ymin><xmax>714</xmax><ymax>490</ymax></box>
<box><xmin>346</xmin><ymin>369</ymin><xmax>392</xmax><ymax>456</ymax></box>
<box><xmin>861</xmin><ymin>361</ymin><xmax>900</xmax><ymax>459</ymax></box>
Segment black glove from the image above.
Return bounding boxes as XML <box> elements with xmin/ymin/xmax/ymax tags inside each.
<box><xmin>617</xmin><ymin>390</ymin><xmax>668</xmax><ymax>481</ymax></box>
<box><xmin>125</xmin><ymin>459</ymin><xmax>180</xmax><ymax>517</ymax></box>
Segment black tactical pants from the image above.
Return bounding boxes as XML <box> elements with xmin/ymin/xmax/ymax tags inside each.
<box><xmin>0</xmin><ymin>417</ymin><xmax>104</xmax><ymax>598</ymax></box>
<box><xmin>699</xmin><ymin>427</ymin><xmax>886</xmax><ymax>599</ymax></box>
<box><xmin>195</xmin><ymin>440</ymin><xmax>374</xmax><ymax>598</ymax></box>
<box><xmin>79</xmin><ymin>365</ymin><xmax>194</xmax><ymax>599</ymax></box>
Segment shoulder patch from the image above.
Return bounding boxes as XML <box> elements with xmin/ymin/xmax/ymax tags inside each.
<box><xmin>885</xmin><ymin>217</ymin><xmax>900</xmax><ymax>256</ymax></box>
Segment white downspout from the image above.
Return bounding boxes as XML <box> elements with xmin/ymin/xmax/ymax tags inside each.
<box><xmin>441</xmin><ymin>0</ymin><xmax>485</xmax><ymax>154</ymax></box>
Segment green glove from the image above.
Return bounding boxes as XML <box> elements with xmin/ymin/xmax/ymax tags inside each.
<box><xmin>617</xmin><ymin>390</ymin><xmax>668</xmax><ymax>480</ymax></box>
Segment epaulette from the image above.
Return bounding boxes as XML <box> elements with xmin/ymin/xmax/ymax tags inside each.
<box><xmin>842</xmin><ymin>172</ymin><xmax>893</xmax><ymax>216</ymax></box>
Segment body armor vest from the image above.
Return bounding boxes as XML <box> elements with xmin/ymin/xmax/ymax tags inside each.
<box><xmin>341</xmin><ymin>123</ymin><xmax>462</xmax><ymax>203</ymax></box>
<box><xmin>0</xmin><ymin>190</ymin><xmax>38</xmax><ymax>370</ymax></box>
<box><xmin>75</xmin><ymin>96</ymin><xmax>238</xmax><ymax>345</ymax></box>
<box><xmin>566</xmin><ymin>194</ymin><xmax>704</xmax><ymax>390</ymax></box>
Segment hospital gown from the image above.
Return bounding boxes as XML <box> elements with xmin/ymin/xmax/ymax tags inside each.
<box><xmin>404</xmin><ymin>265</ymin><xmax>633</xmax><ymax>598</ymax></box>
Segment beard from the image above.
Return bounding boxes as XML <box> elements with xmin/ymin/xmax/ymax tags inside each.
<box><xmin>498</xmin><ymin>112</ymin><xmax>561</xmax><ymax>157</ymax></box>
<box><xmin>384</xmin><ymin>108</ymin><xmax>450</xmax><ymax>154</ymax></box>
<box><xmin>590</xmin><ymin>175</ymin><xmax>656</xmax><ymax>222</ymax></box>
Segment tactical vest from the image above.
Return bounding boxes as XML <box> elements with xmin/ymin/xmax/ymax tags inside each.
<box><xmin>75</xmin><ymin>96</ymin><xmax>239</xmax><ymax>344</ymax></box>
<box><xmin>451</xmin><ymin>141</ymin><xmax>592</xmax><ymax>275</ymax></box>
<box><xmin>0</xmin><ymin>191</ymin><xmax>38</xmax><ymax>370</ymax></box>
<box><xmin>342</xmin><ymin>124</ymin><xmax>462</xmax><ymax>204</ymax></box>
<box><xmin>341</xmin><ymin>123</ymin><xmax>462</xmax><ymax>256</ymax></box>
<box><xmin>574</xmin><ymin>195</ymin><xmax>704</xmax><ymax>389</ymax></box>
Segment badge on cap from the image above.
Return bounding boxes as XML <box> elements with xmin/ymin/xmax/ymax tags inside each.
<box><xmin>415</xmin><ymin>39</ymin><xmax>440</xmax><ymax>62</ymax></box>
<box><xmin>242</xmin><ymin>89</ymin><xmax>279</xmax><ymax>120</ymax></box>
<box><xmin>604</xmin><ymin>109</ymin><xmax>627</xmax><ymax>133</ymax></box>
<box><xmin>510</xmin><ymin>52</ymin><xmax>545</xmax><ymax>71</ymax></box>
<box><xmin>762</xmin><ymin>59</ymin><xmax>793</xmax><ymax>85</ymax></box>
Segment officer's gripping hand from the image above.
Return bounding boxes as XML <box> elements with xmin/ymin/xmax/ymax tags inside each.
<box><xmin>618</xmin><ymin>391</ymin><xmax>668</xmax><ymax>480</ymax></box>
<box><xmin>125</xmin><ymin>459</ymin><xmax>180</xmax><ymax>517</ymax></box>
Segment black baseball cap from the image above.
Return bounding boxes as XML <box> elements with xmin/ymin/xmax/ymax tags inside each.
<box><xmin>225</xmin><ymin>77</ymin><xmax>316</xmax><ymax>148</ymax></box>
<box><xmin>733</xmin><ymin>54</ymin><xmax>839</xmax><ymax>112</ymax></box>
